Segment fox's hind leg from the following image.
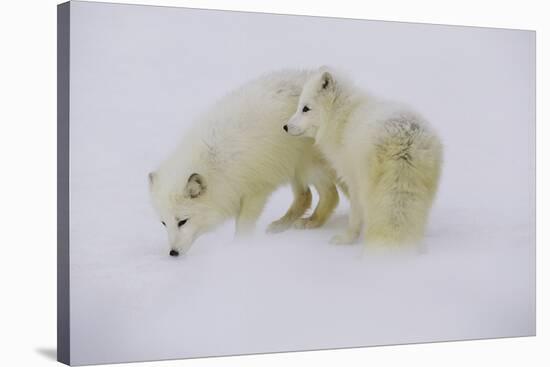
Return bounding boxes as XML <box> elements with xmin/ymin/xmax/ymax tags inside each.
<box><xmin>294</xmin><ymin>163</ymin><xmax>339</xmax><ymax>230</ymax></box>
<box><xmin>267</xmin><ymin>179</ymin><xmax>312</xmax><ymax>233</ymax></box>
<box><xmin>294</xmin><ymin>181</ymin><xmax>338</xmax><ymax>229</ymax></box>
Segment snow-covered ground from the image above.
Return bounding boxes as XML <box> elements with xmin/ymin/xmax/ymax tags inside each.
<box><xmin>67</xmin><ymin>2</ymin><xmax>535</xmax><ymax>365</ymax></box>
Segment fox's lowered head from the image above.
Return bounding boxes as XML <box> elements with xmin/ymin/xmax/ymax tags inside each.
<box><xmin>283</xmin><ymin>67</ymin><xmax>338</xmax><ymax>139</ymax></box>
<box><xmin>148</xmin><ymin>170</ymin><xmax>224</xmax><ymax>257</ymax></box>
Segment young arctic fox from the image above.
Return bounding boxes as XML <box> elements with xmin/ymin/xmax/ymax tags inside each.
<box><xmin>284</xmin><ymin>67</ymin><xmax>443</xmax><ymax>245</ymax></box>
<box><xmin>149</xmin><ymin>70</ymin><xmax>339</xmax><ymax>256</ymax></box>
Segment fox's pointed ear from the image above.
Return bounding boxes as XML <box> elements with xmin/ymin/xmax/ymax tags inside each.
<box><xmin>318</xmin><ymin>65</ymin><xmax>331</xmax><ymax>74</ymax></box>
<box><xmin>185</xmin><ymin>173</ymin><xmax>206</xmax><ymax>198</ymax></box>
<box><xmin>148</xmin><ymin>172</ymin><xmax>156</xmax><ymax>190</ymax></box>
<box><xmin>320</xmin><ymin>71</ymin><xmax>334</xmax><ymax>91</ymax></box>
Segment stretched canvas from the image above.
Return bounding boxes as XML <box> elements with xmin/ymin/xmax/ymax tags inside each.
<box><xmin>57</xmin><ymin>1</ymin><xmax>536</xmax><ymax>365</ymax></box>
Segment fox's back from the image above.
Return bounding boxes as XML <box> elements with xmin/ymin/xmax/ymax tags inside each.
<box><xmin>192</xmin><ymin>70</ymin><xmax>318</xmax><ymax>191</ymax></box>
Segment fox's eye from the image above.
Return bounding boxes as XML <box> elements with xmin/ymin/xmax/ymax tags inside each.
<box><xmin>161</xmin><ymin>221</ymin><xmax>166</xmax><ymax>226</ymax></box>
<box><xmin>177</xmin><ymin>219</ymin><xmax>188</xmax><ymax>228</ymax></box>
<box><xmin>302</xmin><ymin>105</ymin><xmax>310</xmax><ymax>113</ymax></box>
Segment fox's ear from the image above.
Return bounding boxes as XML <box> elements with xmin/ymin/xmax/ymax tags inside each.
<box><xmin>320</xmin><ymin>71</ymin><xmax>334</xmax><ymax>91</ymax></box>
<box><xmin>148</xmin><ymin>172</ymin><xmax>156</xmax><ymax>190</ymax></box>
<box><xmin>185</xmin><ymin>173</ymin><xmax>206</xmax><ymax>198</ymax></box>
<box><xmin>318</xmin><ymin>65</ymin><xmax>331</xmax><ymax>74</ymax></box>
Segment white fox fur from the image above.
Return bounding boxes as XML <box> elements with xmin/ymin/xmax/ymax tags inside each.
<box><xmin>284</xmin><ymin>67</ymin><xmax>443</xmax><ymax>245</ymax></box>
<box><xmin>149</xmin><ymin>70</ymin><xmax>339</xmax><ymax>255</ymax></box>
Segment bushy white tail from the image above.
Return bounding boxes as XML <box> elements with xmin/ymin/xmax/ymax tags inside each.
<box><xmin>364</xmin><ymin>123</ymin><xmax>442</xmax><ymax>245</ymax></box>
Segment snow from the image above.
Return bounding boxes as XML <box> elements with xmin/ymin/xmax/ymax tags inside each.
<box><xmin>67</xmin><ymin>2</ymin><xmax>535</xmax><ymax>365</ymax></box>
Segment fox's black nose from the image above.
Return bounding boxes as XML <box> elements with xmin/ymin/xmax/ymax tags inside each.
<box><xmin>283</xmin><ymin>125</ymin><xmax>288</xmax><ymax>132</ymax></box>
<box><xmin>169</xmin><ymin>249</ymin><xmax>179</xmax><ymax>257</ymax></box>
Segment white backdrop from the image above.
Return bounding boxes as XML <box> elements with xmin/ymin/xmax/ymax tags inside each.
<box><xmin>0</xmin><ymin>1</ymin><xmax>546</xmax><ymax>367</ymax></box>
<box><xmin>65</xmin><ymin>2</ymin><xmax>535</xmax><ymax>365</ymax></box>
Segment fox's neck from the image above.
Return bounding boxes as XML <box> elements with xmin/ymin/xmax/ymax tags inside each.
<box><xmin>315</xmin><ymin>88</ymin><xmax>363</xmax><ymax>153</ymax></box>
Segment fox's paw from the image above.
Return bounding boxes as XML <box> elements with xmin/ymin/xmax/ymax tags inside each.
<box><xmin>330</xmin><ymin>231</ymin><xmax>359</xmax><ymax>245</ymax></box>
<box><xmin>266</xmin><ymin>220</ymin><xmax>291</xmax><ymax>234</ymax></box>
<box><xmin>293</xmin><ymin>217</ymin><xmax>322</xmax><ymax>230</ymax></box>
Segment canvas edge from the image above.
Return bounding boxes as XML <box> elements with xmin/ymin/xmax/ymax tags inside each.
<box><xmin>70</xmin><ymin>0</ymin><xmax>538</xmax><ymax>32</ymax></box>
<box><xmin>57</xmin><ymin>1</ymin><xmax>71</xmax><ymax>365</ymax></box>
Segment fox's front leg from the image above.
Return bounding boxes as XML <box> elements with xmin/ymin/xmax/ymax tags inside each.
<box><xmin>330</xmin><ymin>187</ymin><xmax>362</xmax><ymax>245</ymax></box>
<box><xmin>235</xmin><ymin>193</ymin><xmax>269</xmax><ymax>236</ymax></box>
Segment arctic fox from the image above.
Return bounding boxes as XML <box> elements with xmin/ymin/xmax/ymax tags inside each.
<box><xmin>283</xmin><ymin>67</ymin><xmax>443</xmax><ymax>245</ymax></box>
<box><xmin>149</xmin><ymin>70</ymin><xmax>339</xmax><ymax>256</ymax></box>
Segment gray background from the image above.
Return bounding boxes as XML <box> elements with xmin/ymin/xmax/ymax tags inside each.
<box><xmin>68</xmin><ymin>1</ymin><xmax>535</xmax><ymax>365</ymax></box>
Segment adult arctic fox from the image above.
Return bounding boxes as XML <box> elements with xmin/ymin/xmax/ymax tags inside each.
<box><xmin>149</xmin><ymin>70</ymin><xmax>339</xmax><ymax>256</ymax></box>
<box><xmin>283</xmin><ymin>67</ymin><xmax>442</xmax><ymax>245</ymax></box>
